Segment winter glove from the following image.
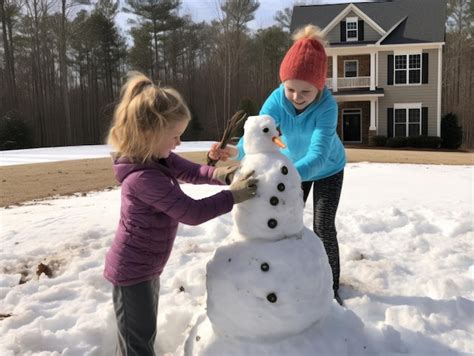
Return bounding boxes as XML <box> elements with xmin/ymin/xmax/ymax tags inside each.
<box><xmin>212</xmin><ymin>165</ymin><xmax>238</xmax><ymax>185</ymax></box>
<box><xmin>229</xmin><ymin>170</ymin><xmax>258</xmax><ymax>204</ymax></box>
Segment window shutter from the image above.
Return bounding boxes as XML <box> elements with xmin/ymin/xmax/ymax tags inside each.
<box><xmin>340</xmin><ymin>21</ymin><xmax>346</xmax><ymax>42</ymax></box>
<box><xmin>387</xmin><ymin>55</ymin><xmax>394</xmax><ymax>85</ymax></box>
<box><xmin>358</xmin><ymin>20</ymin><xmax>364</xmax><ymax>41</ymax></box>
<box><xmin>387</xmin><ymin>108</ymin><xmax>394</xmax><ymax>137</ymax></box>
<box><xmin>422</xmin><ymin>107</ymin><xmax>428</xmax><ymax>135</ymax></box>
<box><xmin>422</xmin><ymin>53</ymin><xmax>429</xmax><ymax>84</ymax></box>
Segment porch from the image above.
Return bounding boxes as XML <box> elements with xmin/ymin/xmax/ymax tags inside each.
<box><xmin>326</xmin><ymin>53</ymin><xmax>377</xmax><ymax>92</ymax></box>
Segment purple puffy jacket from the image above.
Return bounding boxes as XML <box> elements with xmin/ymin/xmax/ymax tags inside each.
<box><xmin>104</xmin><ymin>153</ymin><xmax>234</xmax><ymax>286</ymax></box>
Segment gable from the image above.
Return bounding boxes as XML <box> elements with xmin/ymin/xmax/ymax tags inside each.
<box><xmin>290</xmin><ymin>0</ymin><xmax>447</xmax><ymax>45</ymax></box>
<box><xmin>325</xmin><ymin>10</ymin><xmax>382</xmax><ymax>45</ymax></box>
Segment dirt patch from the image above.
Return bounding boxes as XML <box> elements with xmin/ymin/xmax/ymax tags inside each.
<box><xmin>0</xmin><ymin>149</ymin><xmax>472</xmax><ymax>207</ymax></box>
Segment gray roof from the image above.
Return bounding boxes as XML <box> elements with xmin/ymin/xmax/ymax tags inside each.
<box><xmin>291</xmin><ymin>0</ymin><xmax>447</xmax><ymax>44</ymax></box>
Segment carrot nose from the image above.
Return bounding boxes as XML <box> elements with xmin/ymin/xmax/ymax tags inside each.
<box><xmin>272</xmin><ymin>136</ymin><xmax>286</xmax><ymax>148</ymax></box>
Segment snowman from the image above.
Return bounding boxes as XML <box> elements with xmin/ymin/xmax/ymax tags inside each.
<box><xmin>183</xmin><ymin>115</ymin><xmax>334</xmax><ymax>355</ymax></box>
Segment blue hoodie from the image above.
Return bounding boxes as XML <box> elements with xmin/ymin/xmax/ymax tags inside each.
<box><xmin>237</xmin><ymin>84</ymin><xmax>346</xmax><ymax>181</ymax></box>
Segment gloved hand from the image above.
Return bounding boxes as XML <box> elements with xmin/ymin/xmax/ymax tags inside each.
<box><xmin>208</xmin><ymin>143</ymin><xmax>238</xmax><ymax>162</ymax></box>
<box><xmin>229</xmin><ymin>170</ymin><xmax>258</xmax><ymax>204</ymax></box>
<box><xmin>212</xmin><ymin>165</ymin><xmax>238</xmax><ymax>185</ymax></box>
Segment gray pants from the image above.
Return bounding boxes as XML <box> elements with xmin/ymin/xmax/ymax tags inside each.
<box><xmin>113</xmin><ymin>277</ymin><xmax>160</xmax><ymax>356</ymax></box>
<box><xmin>302</xmin><ymin>170</ymin><xmax>344</xmax><ymax>294</ymax></box>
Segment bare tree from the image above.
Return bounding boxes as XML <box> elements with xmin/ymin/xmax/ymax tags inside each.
<box><xmin>274</xmin><ymin>6</ymin><xmax>292</xmax><ymax>33</ymax></box>
<box><xmin>443</xmin><ymin>0</ymin><xmax>473</xmax><ymax>148</ymax></box>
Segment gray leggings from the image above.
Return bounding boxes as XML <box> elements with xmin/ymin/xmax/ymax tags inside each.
<box><xmin>113</xmin><ymin>277</ymin><xmax>160</xmax><ymax>356</ymax></box>
<box><xmin>302</xmin><ymin>169</ymin><xmax>344</xmax><ymax>293</ymax></box>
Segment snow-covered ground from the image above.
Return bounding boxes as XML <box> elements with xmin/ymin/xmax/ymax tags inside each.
<box><xmin>0</xmin><ymin>145</ymin><xmax>473</xmax><ymax>355</ymax></box>
<box><xmin>0</xmin><ymin>142</ymin><xmax>214</xmax><ymax>166</ymax></box>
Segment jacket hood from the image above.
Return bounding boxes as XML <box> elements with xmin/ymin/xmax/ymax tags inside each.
<box><xmin>278</xmin><ymin>84</ymin><xmax>332</xmax><ymax>118</ymax></box>
<box><xmin>112</xmin><ymin>156</ymin><xmax>166</xmax><ymax>183</ymax></box>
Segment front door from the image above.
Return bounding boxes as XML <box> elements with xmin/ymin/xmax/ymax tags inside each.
<box><xmin>343</xmin><ymin>109</ymin><xmax>362</xmax><ymax>142</ymax></box>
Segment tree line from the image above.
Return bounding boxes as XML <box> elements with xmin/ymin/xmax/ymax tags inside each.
<box><xmin>0</xmin><ymin>0</ymin><xmax>472</xmax><ymax>148</ymax></box>
<box><xmin>0</xmin><ymin>0</ymin><xmax>291</xmax><ymax>147</ymax></box>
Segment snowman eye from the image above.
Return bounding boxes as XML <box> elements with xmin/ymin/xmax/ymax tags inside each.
<box><xmin>262</xmin><ymin>127</ymin><xmax>269</xmax><ymax>133</ymax></box>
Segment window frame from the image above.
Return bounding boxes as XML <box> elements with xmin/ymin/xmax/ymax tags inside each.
<box><xmin>393</xmin><ymin>103</ymin><xmax>422</xmax><ymax>137</ymax></box>
<box><xmin>344</xmin><ymin>59</ymin><xmax>359</xmax><ymax>78</ymax></box>
<box><xmin>346</xmin><ymin>17</ymin><xmax>358</xmax><ymax>42</ymax></box>
<box><xmin>394</xmin><ymin>52</ymin><xmax>422</xmax><ymax>86</ymax></box>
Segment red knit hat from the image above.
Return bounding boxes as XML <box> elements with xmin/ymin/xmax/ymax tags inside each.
<box><xmin>279</xmin><ymin>38</ymin><xmax>327</xmax><ymax>90</ymax></box>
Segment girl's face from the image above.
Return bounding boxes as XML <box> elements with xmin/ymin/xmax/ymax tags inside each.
<box><xmin>283</xmin><ymin>79</ymin><xmax>319</xmax><ymax>111</ymax></box>
<box><xmin>153</xmin><ymin>119</ymin><xmax>189</xmax><ymax>158</ymax></box>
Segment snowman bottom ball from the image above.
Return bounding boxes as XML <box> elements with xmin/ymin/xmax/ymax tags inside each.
<box><xmin>206</xmin><ymin>228</ymin><xmax>333</xmax><ymax>340</ymax></box>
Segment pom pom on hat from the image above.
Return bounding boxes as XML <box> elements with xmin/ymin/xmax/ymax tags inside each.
<box><xmin>279</xmin><ymin>38</ymin><xmax>327</xmax><ymax>90</ymax></box>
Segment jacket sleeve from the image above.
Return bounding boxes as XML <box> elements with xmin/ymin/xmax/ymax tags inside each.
<box><xmin>294</xmin><ymin>102</ymin><xmax>338</xmax><ymax>181</ymax></box>
<box><xmin>135</xmin><ymin>170</ymin><xmax>234</xmax><ymax>226</ymax></box>
<box><xmin>167</xmin><ymin>152</ymin><xmax>222</xmax><ymax>185</ymax></box>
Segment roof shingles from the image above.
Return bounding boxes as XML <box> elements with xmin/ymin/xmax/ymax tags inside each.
<box><xmin>291</xmin><ymin>0</ymin><xmax>446</xmax><ymax>44</ymax></box>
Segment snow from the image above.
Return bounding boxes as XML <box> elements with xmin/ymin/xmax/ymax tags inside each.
<box><xmin>0</xmin><ymin>145</ymin><xmax>473</xmax><ymax>355</ymax></box>
<box><xmin>0</xmin><ymin>142</ymin><xmax>214</xmax><ymax>166</ymax></box>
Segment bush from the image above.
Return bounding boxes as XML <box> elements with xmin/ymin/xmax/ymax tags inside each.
<box><xmin>369</xmin><ymin>135</ymin><xmax>387</xmax><ymax>147</ymax></box>
<box><xmin>441</xmin><ymin>112</ymin><xmax>463</xmax><ymax>149</ymax></box>
<box><xmin>238</xmin><ymin>97</ymin><xmax>259</xmax><ymax>116</ymax></box>
<box><xmin>386</xmin><ymin>136</ymin><xmax>408</xmax><ymax>148</ymax></box>
<box><xmin>386</xmin><ymin>136</ymin><xmax>442</xmax><ymax>149</ymax></box>
<box><xmin>0</xmin><ymin>111</ymin><xmax>34</xmax><ymax>150</ymax></box>
<box><xmin>407</xmin><ymin>136</ymin><xmax>442</xmax><ymax>149</ymax></box>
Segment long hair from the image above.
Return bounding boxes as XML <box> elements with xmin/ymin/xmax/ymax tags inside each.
<box><xmin>107</xmin><ymin>72</ymin><xmax>191</xmax><ymax>162</ymax></box>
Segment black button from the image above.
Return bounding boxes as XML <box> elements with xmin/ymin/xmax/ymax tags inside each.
<box><xmin>277</xmin><ymin>183</ymin><xmax>285</xmax><ymax>191</ymax></box>
<box><xmin>270</xmin><ymin>196</ymin><xmax>279</xmax><ymax>205</ymax></box>
<box><xmin>267</xmin><ymin>293</ymin><xmax>277</xmax><ymax>303</ymax></box>
<box><xmin>281</xmin><ymin>166</ymin><xmax>288</xmax><ymax>175</ymax></box>
<box><xmin>261</xmin><ymin>263</ymin><xmax>270</xmax><ymax>272</ymax></box>
<box><xmin>267</xmin><ymin>219</ymin><xmax>277</xmax><ymax>228</ymax></box>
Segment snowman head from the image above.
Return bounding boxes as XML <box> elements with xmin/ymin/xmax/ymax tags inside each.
<box><xmin>243</xmin><ymin>115</ymin><xmax>285</xmax><ymax>154</ymax></box>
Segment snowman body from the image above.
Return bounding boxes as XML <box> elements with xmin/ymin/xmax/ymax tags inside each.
<box><xmin>182</xmin><ymin>115</ymin><xmax>334</xmax><ymax>355</ymax></box>
<box><xmin>232</xmin><ymin>151</ymin><xmax>304</xmax><ymax>240</ymax></box>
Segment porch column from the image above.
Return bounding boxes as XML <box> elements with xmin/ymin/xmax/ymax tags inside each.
<box><xmin>332</xmin><ymin>54</ymin><xmax>338</xmax><ymax>92</ymax></box>
<box><xmin>370</xmin><ymin>98</ymin><xmax>376</xmax><ymax>130</ymax></box>
<box><xmin>370</xmin><ymin>52</ymin><xmax>376</xmax><ymax>90</ymax></box>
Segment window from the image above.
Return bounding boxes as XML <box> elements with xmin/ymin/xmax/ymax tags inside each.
<box><xmin>394</xmin><ymin>106</ymin><xmax>421</xmax><ymax>137</ymax></box>
<box><xmin>394</xmin><ymin>54</ymin><xmax>421</xmax><ymax>84</ymax></box>
<box><xmin>346</xmin><ymin>17</ymin><xmax>358</xmax><ymax>41</ymax></box>
<box><xmin>344</xmin><ymin>60</ymin><xmax>358</xmax><ymax>77</ymax></box>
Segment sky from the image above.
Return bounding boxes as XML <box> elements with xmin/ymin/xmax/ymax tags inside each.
<box><xmin>115</xmin><ymin>0</ymin><xmax>376</xmax><ymax>33</ymax></box>
<box><xmin>0</xmin><ymin>143</ymin><xmax>473</xmax><ymax>354</ymax></box>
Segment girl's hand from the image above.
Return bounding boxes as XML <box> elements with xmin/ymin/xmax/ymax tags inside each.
<box><xmin>208</xmin><ymin>143</ymin><xmax>238</xmax><ymax>162</ymax></box>
<box><xmin>212</xmin><ymin>165</ymin><xmax>238</xmax><ymax>185</ymax></box>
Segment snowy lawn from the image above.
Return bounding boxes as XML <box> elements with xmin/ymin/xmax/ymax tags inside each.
<box><xmin>0</xmin><ymin>162</ymin><xmax>473</xmax><ymax>355</ymax></box>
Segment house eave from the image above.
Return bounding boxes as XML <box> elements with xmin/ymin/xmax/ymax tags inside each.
<box><xmin>326</xmin><ymin>42</ymin><xmax>445</xmax><ymax>55</ymax></box>
<box><xmin>322</xmin><ymin>3</ymin><xmax>386</xmax><ymax>37</ymax></box>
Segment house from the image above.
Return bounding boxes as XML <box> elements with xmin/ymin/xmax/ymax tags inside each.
<box><xmin>291</xmin><ymin>0</ymin><xmax>447</xmax><ymax>144</ymax></box>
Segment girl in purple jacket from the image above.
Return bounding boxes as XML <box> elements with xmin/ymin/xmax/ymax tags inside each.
<box><xmin>104</xmin><ymin>72</ymin><xmax>257</xmax><ymax>356</ymax></box>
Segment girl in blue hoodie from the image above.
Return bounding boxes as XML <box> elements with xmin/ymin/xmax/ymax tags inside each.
<box><xmin>209</xmin><ymin>25</ymin><xmax>346</xmax><ymax>305</ymax></box>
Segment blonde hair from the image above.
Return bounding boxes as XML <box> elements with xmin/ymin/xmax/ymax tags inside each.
<box><xmin>108</xmin><ymin>71</ymin><xmax>191</xmax><ymax>162</ymax></box>
<box><xmin>292</xmin><ymin>24</ymin><xmax>327</xmax><ymax>47</ymax></box>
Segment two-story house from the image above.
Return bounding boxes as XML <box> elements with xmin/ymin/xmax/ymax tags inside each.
<box><xmin>290</xmin><ymin>0</ymin><xmax>447</xmax><ymax>145</ymax></box>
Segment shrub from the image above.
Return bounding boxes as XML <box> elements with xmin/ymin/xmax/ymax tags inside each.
<box><xmin>441</xmin><ymin>112</ymin><xmax>463</xmax><ymax>149</ymax></box>
<box><xmin>386</xmin><ymin>136</ymin><xmax>408</xmax><ymax>148</ymax></box>
<box><xmin>407</xmin><ymin>136</ymin><xmax>442</xmax><ymax>149</ymax></box>
<box><xmin>0</xmin><ymin>111</ymin><xmax>34</xmax><ymax>150</ymax></box>
<box><xmin>386</xmin><ymin>136</ymin><xmax>442</xmax><ymax>149</ymax></box>
<box><xmin>368</xmin><ymin>135</ymin><xmax>387</xmax><ymax>147</ymax></box>
<box><xmin>238</xmin><ymin>97</ymin><xmax>259</xmax><ymax>116</ymax></box>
